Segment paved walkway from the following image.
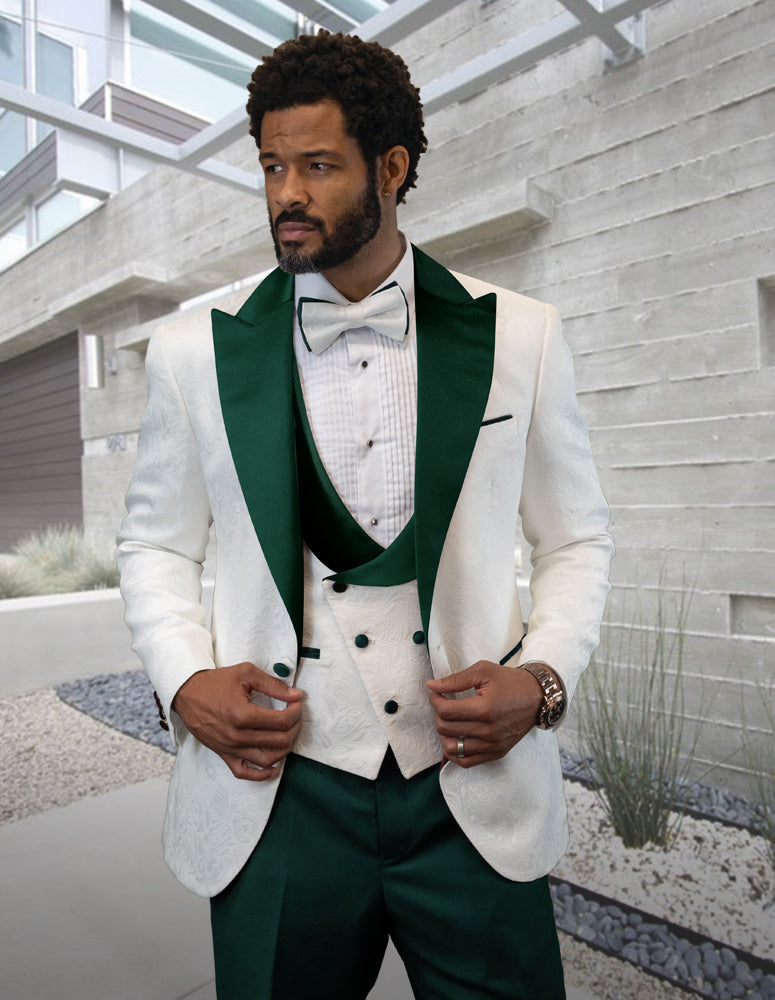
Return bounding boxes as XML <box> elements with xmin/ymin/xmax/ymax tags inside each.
<box><xmin>0</xmin><ymin>769</ymin><xmax>600</xmax><ymax>1000</ymax></box>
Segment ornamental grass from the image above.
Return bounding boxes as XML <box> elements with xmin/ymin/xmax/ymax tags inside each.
<box><xmin>2</xmin><ymin>524</ymin><xmax>119</xmax><ymax>597</ymax></box>
<box><xmin>576</xmin><ymin>583</ymin><xmax>705</xmax><ymax>850</ymax></box>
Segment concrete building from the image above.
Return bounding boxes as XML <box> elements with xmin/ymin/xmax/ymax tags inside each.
<box><xmin>0</xmin><ymin>0</ymin><xmax>772</xmax><ymax>791</ymax></box>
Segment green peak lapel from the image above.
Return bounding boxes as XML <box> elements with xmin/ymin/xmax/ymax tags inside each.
<box><xmin>412</xmin><ymin>245</ymin><xmax>497</xmax><ymax>637</ymax></box>
<box><xmin>211</xmin><ymin>267</ymin><xmax>303</xmax><ymax>651</ymax></box>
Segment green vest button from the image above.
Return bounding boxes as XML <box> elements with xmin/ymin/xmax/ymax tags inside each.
<box><xmin>384</xmin><ymin>700</ymin><xmax>399</xmax><ymax>715</ymax></box>
<box><xmin>332</xmin><ymin>581</ymin><xmax>348</xmax><ymax>593</ymax></box>
<box><xmin>412</xmin><ymin>630</ymin><xmax>425</xmax><ymax>645</ymax></box>
<box><xmin>273</xmin><ymin>662</ymin><xmax>291</xmax><ymax>677</ymax></box>
<box><xmin>354</xmin><ymin>634</ymin><xmax>369</xmax><ymax>648</ymax></box>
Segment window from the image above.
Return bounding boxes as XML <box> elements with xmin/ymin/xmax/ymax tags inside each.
<box><xmin>0</xmin><ymin>217</ymin><xmax>27</xmax><ymax>270</ymax></box>
<box><xmin>0</xmin><ymin>10</ymin><xmax>77</xmax><ymax>170</ymax></box>
<box><xmin>36</xmin><ymin>189</ymin><xmax>101</xmax><ymax>242</ymax></box>
<box><xmin>129</xmin><ymin>1</ymin><xmax>253</xmax><ymax>120</ymax></box>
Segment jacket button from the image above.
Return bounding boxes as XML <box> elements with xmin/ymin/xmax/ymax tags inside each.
<box><xmin>332</xmin><ymin>581</ymin><xmax>348</xmax><ymax>593</ymax></box>
<box><xmin>412</xmin><ymin>630</ymin><xmax>425</xmax><ymax>645</ymax></box>
<box><xmin>273</xmin><ymin>662</ymin><xmax>291</xmax><ymax>677</ymax></box>
<box><xmin>384</xmin><ymin>700</ymin><xmax>399</xmax><ymax>714</ymax></box>
<box><xmin>354</xmin><ymin>634</ymin><xmax>369</xmax><ymax>648</ymax></box>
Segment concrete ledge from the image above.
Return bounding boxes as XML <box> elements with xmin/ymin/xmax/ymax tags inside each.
<box><xmin>0</xmin><ymin>588</ymin><xmax>139</xmax><ymax>695</ymax></box>
<box><xmin>413</xmin><ymin>178</ymin><xmax>554</xmax><ymax>256</ymax></box>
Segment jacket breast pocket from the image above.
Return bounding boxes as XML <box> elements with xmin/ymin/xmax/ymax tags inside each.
<box><xmin>481</xmin><ymin>413</ymin><xmax>514</xmax><ymax>427</ymax></box>
<box><xmin>476</xmin><ymin>413</ymin><xmax>520</xmax><ymax>448</ymax></box>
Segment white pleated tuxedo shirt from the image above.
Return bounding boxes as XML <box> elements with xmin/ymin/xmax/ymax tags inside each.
<box><xmin>293</xmin><ymin>241</ymin><xmax>416</xmax><ymax>542</ymax></box>
<box><xmin>291</xmin><ymin>242</ymin><xmax>440</xmax><ymax>780</ymax></box>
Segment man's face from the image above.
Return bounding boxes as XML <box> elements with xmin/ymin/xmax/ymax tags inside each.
<box><xmin>260</xmin><ymin>100</ymin><xmax>382</xmax><ymax>274</ymax></box>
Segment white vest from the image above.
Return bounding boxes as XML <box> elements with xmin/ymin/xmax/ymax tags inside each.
<box><xmin>292</xmin><ymin>546</ymin><xmax>442</xmax><ymax>779</ymax></box>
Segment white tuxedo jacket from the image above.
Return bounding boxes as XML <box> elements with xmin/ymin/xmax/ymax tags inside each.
<box><xmin>117</xmin><ymin>246</ymin><xmax>613</xmax><ymax>897</ymax></box>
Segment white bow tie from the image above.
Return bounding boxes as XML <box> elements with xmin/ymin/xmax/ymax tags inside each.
<box><xmin>298</xmin><ymin>281</ymin><xmax>409</xmax><ymax>355</ymax></box>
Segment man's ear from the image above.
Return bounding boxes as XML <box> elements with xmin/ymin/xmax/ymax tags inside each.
<box><xmin>377</xmin><ymin>146</ymin><xmax>410</xmax><ymax>198</ymax></box>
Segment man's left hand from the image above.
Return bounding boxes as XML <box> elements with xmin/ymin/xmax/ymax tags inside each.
<box><xmin>427</xmin><ymin>661</ymin><xmax>543</xmax><ymax>768</ymax></box>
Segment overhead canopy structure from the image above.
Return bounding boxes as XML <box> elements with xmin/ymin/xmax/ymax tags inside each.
<box><xmin>0</xmin><ymin>0</ymin><xmax>658</xmax><ymax>198</ymax></box>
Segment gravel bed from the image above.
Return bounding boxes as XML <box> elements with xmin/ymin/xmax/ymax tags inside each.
<box><xmin>559</xmin><ymin>749</ymin><xmax>769</xmax><ymax>834</ymax></box>
<box><xmin>552</xmin><ymin>880</ymin><xmax>775</xmax><ymax>1000</ymax></box>
<box><xmin>53</xmin><ymin>668</ymin><xmax>775</xmax><ymax>999</ymax></box>
<box><xmin>558</xmin><ymin>781</ymin><xmax>774</xmax><ymax>961</ymax></box>
<box><xmin>559</xmin><ymin>932</ymin><xmax>696</xmax><ymax>1000</ymax></box>
<box><xmin>0</xmin><ymin>688</ymin><xmax>173</xmax><ymax>825</ymax></box>
<box><xmin>57</xmin><ymin>669</ymin><xmax>173</xmax><ymax>752</ymax></box>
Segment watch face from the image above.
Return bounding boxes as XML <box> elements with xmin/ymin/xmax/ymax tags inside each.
<box><xmin>547</xmin><ymin>700</ymin><xmax>566</xmax><ymax>725</ymax></box>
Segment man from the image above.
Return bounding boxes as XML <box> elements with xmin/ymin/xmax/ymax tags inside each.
<box><xmin>117</xmin><ymin>29</ymin><xmax>613</xmax><ymax>1000</ymax></box>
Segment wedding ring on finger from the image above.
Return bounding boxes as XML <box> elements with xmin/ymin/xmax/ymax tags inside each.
<box><xmin>457</xmin><ymin>736</ymin><xmax>465</xmax><ymax>758</ymax></box>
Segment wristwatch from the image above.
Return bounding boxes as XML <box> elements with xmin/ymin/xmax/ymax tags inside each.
<box><xmin>519</xmin><ymin>661</ymin><xmax>567</xmax><ymax>729</ymax></box>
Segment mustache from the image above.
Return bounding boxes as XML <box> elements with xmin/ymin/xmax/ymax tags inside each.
<box><xmin>273</xmin><ymin>210</ymin><xmax>324</xmax><ymax>230</ymax></box>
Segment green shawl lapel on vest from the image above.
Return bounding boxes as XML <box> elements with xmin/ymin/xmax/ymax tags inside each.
<box><xmin>211</xmin><ymin>245</ymin><xmax>496</xmax><ymax>654</ymax></box>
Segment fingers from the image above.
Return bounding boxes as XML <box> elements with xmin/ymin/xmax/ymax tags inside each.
<box><xmin>233</xmin><ymin>697</ymin><xmax>303</xmax><ymax>736</ymax></box>
<box><xmin>173</xmin><ymin>661</ymin><xmax>306</xmax><ymax>779</ymax></box>
<box><xmin>428</xmin><ymin>662</ymin><xmax>539</xmax><ymax>768</ymax></box>
<box><xmin>205</xmin><ymin>712</ymin><xmax>300</xmax><ymax>772</ymax></box>
<box><xmin>236</xmin><ymin>661</ymin><xmax>303</xmax><ymax>704</ymax></box>
<box><xmin>438</xmin><ymin>731</ymin><xmax>525</xmax><ymax>768</ymax></box>
<box><xmin>426</xmin><ymin>661</ymin><xmax>488</xmax><ymax>695</ymax></box>
<box><xmin>440</xmin><ymin>734</ymin><xmax>503</xmax><ymax>759</ymax></box>
<box><xmin>223</xmin><ymin>753</ymin><xmax>284</xmax><ymax>783</ymax></box>
<box><xmin>427</xmin><ymin>688</ymin><xmax>489</xmax><ymax>724</ymax></box>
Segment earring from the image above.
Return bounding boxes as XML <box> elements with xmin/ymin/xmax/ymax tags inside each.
<box><xmin>382</xmin><ymin>190</ymin><xmax>390</xmax><ymax>198</ymax></box>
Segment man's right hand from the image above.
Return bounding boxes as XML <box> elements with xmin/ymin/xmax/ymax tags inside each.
<box><xmin>172</xmin><ymin>662</ymin><xmax>303</xmax><ymax>782</ymax></box>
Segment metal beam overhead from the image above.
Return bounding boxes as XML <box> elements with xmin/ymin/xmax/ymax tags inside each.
<box><xmin>559</xmin><ymin>0</ymin><xmax>638</xmax><ymax>57</ymax></box>
<box><xmin>420</xmin><ymin>10</ymin><xmax>583</xmax><ymax>116</ymax></box>
<box><xmin>358</xmin><ymin>0</ymin><xmax>468</xmax><ymax>46</ymax></box>
<box><xmin>0</xmin><ymin>0</ymin><xmax>666</xmax><ymax>205</ymax></box>
<box><xmin>176</xmin><ymin>104</ymin><xmax>252</xmax><ymax>167</ymax></box>
<box><xmin>420</xmin><ymin>0</ymin><xmax>657</xmax><ymax>115</ymax></box>
<box><xmin>130</xmin><ymin>12</ymin><xmax>256</xmax><ymax>86</ymax></box>
<box><xmin>0</xmin><ymin>80</ymin><xmax>261</xmax><ymax>192</ymax></box>
<box><xmin>141</xmin><ymin>0</ymin><xmax>283</xmax><ymax>58</ymax></box>
<box><xmin>307</xmin><ymin>0</ymin><xmax>359</xmax><ymax>29</ymax></box>
<box><xmin>286</xmin><ymin>0</ymin><xmax>353</xmax><ymax>31</ymax></box>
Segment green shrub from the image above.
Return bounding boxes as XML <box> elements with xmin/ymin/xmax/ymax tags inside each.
<box><xmin>13</xmin><ymin>524</ymin><xmax>86</xmax><ymax>578</ymax></box>
<box><xmin>4</xmin><ymin>525</ymin><xmax>119</xmax><ymax>596</ymax></box>
<box><xmin>575</xmin><ymin>585</ymin><xmax>703</xmax><ymax>849</ymax></box>
<box><xmin>0</xmin><ymin>558</ymin><xmax>41</xmax><ymax>599</ymax></box>
<box><xmin>58</xmin><ymin>540</ymin><xmax>120</xmax><ymax>592</ymax></box>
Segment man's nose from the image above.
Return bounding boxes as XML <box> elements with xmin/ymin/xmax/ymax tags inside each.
<box><xmin>276</xmin><ymin>168</ymin><xmax>309</xmax><ymax>209</ymax></box>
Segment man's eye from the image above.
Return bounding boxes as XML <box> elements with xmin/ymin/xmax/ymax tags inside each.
<box><xmin>310</xmin><ymin>162</ymin><xmax>329</xmax><ymax>172</ymax></box>
<box><xmin>263</xmin><ymin>163</ymin><xmax>282</xmax><ymax>174</ymax></box>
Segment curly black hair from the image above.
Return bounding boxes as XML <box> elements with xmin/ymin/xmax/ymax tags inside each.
<box><xmin>246</xmin><ymin>31</ymin><xmax>427</xmax><ymax>204</ymax></box>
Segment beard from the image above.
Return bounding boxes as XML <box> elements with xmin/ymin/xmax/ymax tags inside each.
<box><xmin>269</xmin><ymin>173</ymin><xmax>382</xmax><ymax>275</ymax></box>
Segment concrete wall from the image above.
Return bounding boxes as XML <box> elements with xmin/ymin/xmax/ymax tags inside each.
<box><xmin>0</xmin><ymin>0</ymin><xmax>772</xmax><ymax>791</ymax></box>
<box><xmin>402</xmin><ymin>0</ymin><xmax>775</xmax><ymax>790</ymax></box>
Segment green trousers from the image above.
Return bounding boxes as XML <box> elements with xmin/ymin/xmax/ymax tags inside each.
<box><xmin>210</xmin><ymin>750</ymin><xmax>565</xmax><ymax>1000</ymax></box>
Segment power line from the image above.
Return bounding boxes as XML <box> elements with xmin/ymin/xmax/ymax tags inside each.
<box><xmin>0</xmin><ymin>7</ymin><xmax>256</xmax><ymax>72</ymax></box>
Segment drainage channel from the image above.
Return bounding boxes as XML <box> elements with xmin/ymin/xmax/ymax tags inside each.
<box><xmin>550</xmin><ymin>876</ymin><xmax>775</xmax><ymax>1000</ymax></box>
